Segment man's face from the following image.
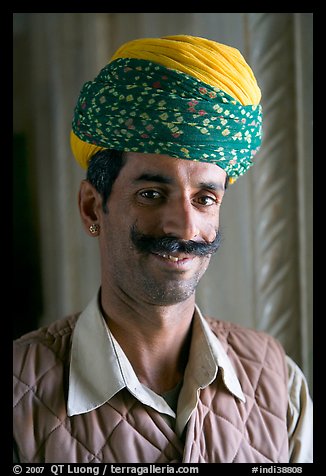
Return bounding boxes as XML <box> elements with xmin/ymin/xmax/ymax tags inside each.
<box><xmin>99</xmin><ymin>152</ymin><xmax>226</xmax><ymax>306</ymax></box>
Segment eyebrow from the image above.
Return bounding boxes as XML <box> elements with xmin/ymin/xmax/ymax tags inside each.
<box><xmin>133</xmin><ymin>173</ymin><xmax>174</xmax><ymax>185</ymax></box>
<box><xmin>133</xmin><ymin>173</ymin><xmax>225</xmax><ymax>191</ymax></box>
<box><xmin>198</xmin><ymin>181</ymin><xmax>225</xmax><ymax>192</ymax></box>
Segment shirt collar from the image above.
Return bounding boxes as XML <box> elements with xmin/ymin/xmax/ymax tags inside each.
<box><xmin>195</xmin><ymin>305</ymin><xmax>245</xmax><ymax>400</ymax></box>
<box><xmin>67</xmin><ymin>292</ymin><xmax>175</xmax><ymax>417</ymax></box>
<box><xmin>67</xmin><ymin>292</ymin><xmax>124</xmax><ymax>416</ymax></box>
<box><xmin>67</xmin><ymin>291</ymin><xmax>245</xmax><ymax>418</ymax></box>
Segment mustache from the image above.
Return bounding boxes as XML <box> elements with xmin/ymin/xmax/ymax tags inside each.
<box><xmin>130</xmin><ymin>225</ymin><xmax>221</xmax><ymax>257</ymax></box>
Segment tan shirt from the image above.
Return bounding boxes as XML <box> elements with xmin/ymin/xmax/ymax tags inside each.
<box><xmin>68</xmin><ymin>292</ymin><xmax>313</xmax><ymax>463</ymax></box>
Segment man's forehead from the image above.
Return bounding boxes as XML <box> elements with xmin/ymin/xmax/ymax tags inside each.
<box><xmin>123</xmin><ymin>152</ymin><xmax>227</xmax><ymax>183</ymax></box>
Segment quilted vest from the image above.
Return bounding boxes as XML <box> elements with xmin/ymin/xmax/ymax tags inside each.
<box><xmin>13</xmin><ymin>312</ymin><xmax>289</xmax><ymax>463</ymax></box>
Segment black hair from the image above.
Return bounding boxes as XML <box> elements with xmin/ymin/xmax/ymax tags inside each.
<box><xmin>86</xmin><ymin>148</ymin><xmax>229</xmax><ymax>213</ymax></box>
<box><xmin>86</xmin><ymin>149</ymin><xmax>126</xmax><ymax>213</ymax></box>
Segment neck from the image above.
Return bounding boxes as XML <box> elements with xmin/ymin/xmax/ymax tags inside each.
<box><xmin>100</xmin><ymin>284</ymin><xmax>196</xmax><ymax>394</ymax></box>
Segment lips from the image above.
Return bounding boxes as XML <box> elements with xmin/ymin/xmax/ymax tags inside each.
<box><xmin>157</xmin><ymin>253</ymin><xmax>182</xmax><ymax>262</ymax></box>
<box><xmin>153</xmin><ymin>252</ymin><xmax>193</xmax><ymax>263</ymax></box>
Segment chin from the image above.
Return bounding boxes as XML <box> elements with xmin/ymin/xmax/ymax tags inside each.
<box><xmin>143</xmin><ymin>282</ymin><xmax>197</xmax><ymax>306</ymax></box>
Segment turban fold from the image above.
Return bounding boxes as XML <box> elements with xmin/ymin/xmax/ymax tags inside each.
<box><xmin>71</xmin><ymin>35</ymin><xmax>262</xmax><ymax>182</ymax></box>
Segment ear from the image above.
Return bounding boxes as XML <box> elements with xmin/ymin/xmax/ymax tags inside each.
<box><xmin>78</xmin><ymin>180</ymin><xmax>102</xmax><ymax>236</ymax></box>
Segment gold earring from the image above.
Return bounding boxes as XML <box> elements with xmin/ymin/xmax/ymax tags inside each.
<box><xmin>89</xmin><ymin>223</ymin><xmax>100</xmax><ymax>235</ymax></box>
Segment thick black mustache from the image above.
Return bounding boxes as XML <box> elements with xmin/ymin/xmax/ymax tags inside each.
<box><xmin>130</xmin><ymin>225</ymin><xmax>221</xmax><ymax>257</ymax></box>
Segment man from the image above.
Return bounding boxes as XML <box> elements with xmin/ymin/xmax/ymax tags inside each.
<box><xmin>13</xmin><ymin>35</ymin><xmax>313</xmax><ymax>463</ymax></box>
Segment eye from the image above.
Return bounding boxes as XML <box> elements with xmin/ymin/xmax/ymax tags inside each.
<box><xmin>137</xmin><ymin>189</ymin><xmax>163</xmax><ymax>202</ymax></box>
<box><xmin>194</xmin><ymin>195</ymin><xmax>220</xmax><ymax>206</ymax></box>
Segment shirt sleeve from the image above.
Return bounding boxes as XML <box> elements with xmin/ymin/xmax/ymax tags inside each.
<box><xmin>286</xmin><ymin>355</ymin><xmax>313</xmax><ymax>463</ymax></box>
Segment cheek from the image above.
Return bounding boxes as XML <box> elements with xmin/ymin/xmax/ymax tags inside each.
<box><xmin>200</xmin><ymin>210</ymin><xmax>221</xmax><ymax>242</ymax></box>
<box><xmin>130</xmin><ymin>209</ymin><xmax>164</xmax><ymax>236</ymax></box>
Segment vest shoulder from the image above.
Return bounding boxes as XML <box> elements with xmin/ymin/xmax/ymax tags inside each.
<box><xmin>13</xmin><ymin>313</ymin><xmax>80</xmax><ymax>380</ymax></box>
<box><xmin>204</xmin><ymin>316</ymin><xmax>287</xmax><ymax>365</ymax></box>
<box><xmin>14</xmin><ymin>313</ymin><xmax>79</xmax><ymax>343</ymax></box>
<box><xmin>205</xmin><ymin>315</ymin><xmax>281</xmax><ymax>341</ymax></box>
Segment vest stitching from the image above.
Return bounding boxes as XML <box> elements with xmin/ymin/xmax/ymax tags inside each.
<box><xmin>89</xmin><ymin>399</ymin><xmax>166</xmax><ymax>459</ymax></box>
<box><xmin>14</xmin><ymin>314</ymin><xmax>288</xmax><ymax>463</ymax></box>
<box><xmin>201</xmin><ymin>327</ymin><xmax>286</xmax><ymax>460</ymax></box>
<box><xmin>233</xmin><ymin>336</ymin><xmax>282</xmax><ymax>457</ymax></box>
<box><xmin>106</xmin><ymin>395</ymin><xmax>183</xmax><ymax>456</ymax></box>
<box><xmin>13</xmin><ymin>359</ymin><xmax>59</xmax><ymax>408</ymax></box>
<box><xmin>199</xmin><ymin>399</ymin><xmax>278</xmax><ymax>462</ymax></box>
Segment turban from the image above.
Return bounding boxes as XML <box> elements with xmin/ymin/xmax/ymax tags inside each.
<box><xmin>71</xmin><ymin>35</ymin><xmax>262</xmax><ymax>182</ymax></box>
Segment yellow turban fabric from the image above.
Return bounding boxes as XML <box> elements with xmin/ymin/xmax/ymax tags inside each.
<box><xmin>71</xmin><ymin>35</ymin><xmax>262</xmax><ymax>181</ymax></box>
<box><xmin>111</xmin><ymin>35</ymin><xmax>261</xmax><ymax>106</ymax></box>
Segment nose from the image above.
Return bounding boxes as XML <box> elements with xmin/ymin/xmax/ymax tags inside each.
<box><xmin>161</xmin><ymin>198</ymin><xmax>200</xmax><ymax>241</ymax></box>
